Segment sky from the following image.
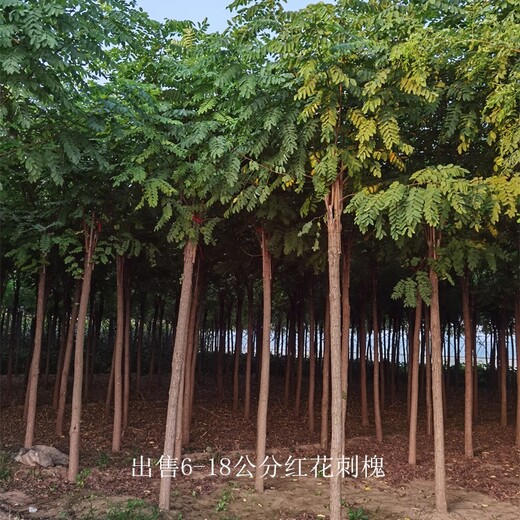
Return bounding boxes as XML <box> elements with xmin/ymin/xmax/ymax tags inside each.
<box><xmin>134</xmin><ymin>0</ymin><xmax>315</xmax><ymax>31</ymax></box>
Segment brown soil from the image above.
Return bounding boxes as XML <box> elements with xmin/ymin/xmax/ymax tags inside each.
<box><xmin>1</xmin><ymin>376</ymin><xmax>519</xmax><ymax>519</ymax></box>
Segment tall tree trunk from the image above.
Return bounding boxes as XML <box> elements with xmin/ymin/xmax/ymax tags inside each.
<box><xmin>244</xmin><ymin>281</ymin><xmax>254</xmax><ymax>420</ymax></box>
<box><xmin>53</xmin><ymin>306</ymin><xmax>69</xmax><ymax>410</ymax></box>
<box><xmin>371</xmin><ymin>267</ymin><xmax>383</xmax><ymax>443</ymax></box>
<box><xmin>295</xmin><ymin>307</ymin><xmax>304</xmax><ymax>416</ymax></box>
<box><xmin>461</xmin><ymin>275</ymin><xmax>473</xmax><ymax>457</ymax></box>
<box><xmin>359</xmin><ymin>303</ymin><xmax>369</xmax><ymax>427</ymax></box>
<box><xmin>24</xmin><ymin>266</ymin><xmax>47</xmax><ymax>447</ymax></box>
<box><xmin>112</xmin><ymin>256</ymin><xmax>125</xmax><ymax>453</ymax></box>
<box><xmin>136</xmin><ymin>296</ymin><xmax>145</xmax><ymax>396</ymax></box>
<box><xmin>320</xmin><ymin>299</ymin><xmax>330</xmax><ymax>450</ymax></box>
<box><xmin>217</xmin><ymin>292</ymin><xmax>225</xmax><ymax>401</ymax></box>
<box><xmin>55</xmin><ymin>281</ymin><xmax>82</xmax><ymax>436</ymax></box>
<box><xmin>43</xmin><ymin>294</ymin><xmax>59</xmax><ymax>388</ymax></box>
<box><xmin>498</xmin><ymin>315</ymin><xmax>507</xmax><ymax>427</ymax></box>
<box><xmin>425</xmin><ymin>309</ymin><xmax>433</xmax><ymax>436</ymax></box>
<box><xmin>158</xmin><ymin>240</ymin><xmax>197</xmax><ymax>511</ymax></box>
<box><xmin>427</xmin><ymin>225</ymin><xmax>447</xmax><ymax>513</ymax></box>
<box><xmin>515</xmin><ymin>293</ymin><xmax>520</xmax><ymax>449</ymax></box>
<box><xmin>408</xmin><ymin>294</ymin><xmax>422</xmax><ymax>464</ymax></box>
<box><xmin>6</xmin><ymin>275</ymin><xmax>20</xmax><ymax>400</ymax></box>
<box><xmin>182</xmin><ymin>260</ymin><xmax>201</xmax><ymax>446</ymax></box>
<box><xmin>341</xmin><ymin>236</ymin><xmax>351</xmax><ymax>430</ymax></box>
<box><xmin>325</xmin><ymin>177</ymin><xmax>344</xmax><ymax>520</ymax></box>
<box><xmin>284</xmin><ymin>312</ymin><xmax>295</xmax><ymax>408</ymax></box>
<box><xmin>147</xmin><ymin>297</ymin><xmax>160</xmax><ymax>393</ymax></box>
<box><xmin>255</xmin><ymin>229</ymin><xmax>272</xmax><ymax>493</ymax></box>
<box><xmin>233</xmin><ymin>290</ymin><xmax>243</xmax><ymax>412</ymax></box>
<box><xmin>123</xmin><ymin>277</ymin><xmax>131</xmax><ymax>431</ymax></box>
<box><xmin>68</xmin><ymin>221</ymin><xmax>97</xmax><ymax>481</ymax></box>
<box><xmin>308</xmin><ymin>284</ymin><xmax>316</xmax><ymax>432</ymax></box>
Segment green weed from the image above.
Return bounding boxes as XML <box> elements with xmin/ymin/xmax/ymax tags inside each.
<box><xmin>347</xmin><ymin>506</ymin><xmax>369</xmax><ymax>520</ymax></box>
<box><xmin>96</xmin><ymin>451</ymin><xmax>111</xmax><ymax>469</ymax></box>
<box><xmin>75</xmin><ymin>467</ymin><xmax>92</xmax><ymax>488</ymax></box>
<box><xmin>104</xmin><ymin>498</ymin><xmax>159</xmax><ymax>520</ymax></box>
<box><xmin>215</xmin><ymin>487</ymin><xmax>234</xmax><ymax>512</ymax></box>
<box><xmin>0</xmin><ymin>451</ymin><xmax>12</xmax><ymax>484</ymax></box>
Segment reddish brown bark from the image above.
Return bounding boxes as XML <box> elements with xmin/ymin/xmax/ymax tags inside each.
<box><xmin>68</xmin><ymin>220</ymin><xmax>98</xmax><ymax>481</ymax></box>
<box><xmin>461</xmin><ymin>275</ymin><xmax>474</xmax><ymax>457</ymax></box>
<box><xmin>112</xmin><ymin>256</ymin><xmax>125</xmax><ymax>453</ymax></box>
<box><xmin>55</xmin><ymin>281</ymin><xmax>82</xmax><ymax>436</ymax></box>
<box><xmin>427</xmin><ymin>225</ymin><xmax>447</xmax><ymax>513</ymax></box>
<box><xmin>233</xmin><ymin>290</ymin><xmax>243</xmax><ymax>413</ymax></box>
<box><xmin>158</xmin><ymin>240</ymin><xmax>197</xmax><ymax>510</ymax></box>
<box><xmin>308</xmin><ymin>284</ymin><xmax>316</xmax><ymax>432</ymax></box>
<box><xmin>24</xmin><ymin>266</ymin><xmax>47</xmax><ymax>448</ymax></box>
<box><xmin>372</xmin><ymin>269</ymin><xmax>383</xmax><ymax>443</ymax></box>
<box><xmin>341</xmin><ymin>236</ymin><xmax>352</xmax><ymax>429</ymax></box>
<box><xmin>255</xmin><ymin>229</ymin><xmax>272</xmax><ymax>493</ymax></box>
<box><xmin>408</xmin><ymin>294</ymin><xmax>422</xmax><ymax>464</ymax></box>
<box><xmin>244</xmin><ymin>281</ymin><xmax>254</xmax><ymax>420</ymax></box>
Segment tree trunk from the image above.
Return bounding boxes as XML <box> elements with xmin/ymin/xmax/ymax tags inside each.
<box><xmin>24</xmin><ymin>266</ymin><xmax>47</xmax><ymax>448</ymax></box>
<box><xmin>425</xmin><ymin>309</ymin><xmax>433</xmax><ymax>436</ymax></box>
<box><xmin>295</xmin><ymin>307</ymin><xmax>304</xmax><ymax>416</ymax></box>
<box><xmin>182</xmin><ymin>260</ymin><xmax>201</xmax><ymax>446</ymax></box>
<box><xmin>308</xmin><ymin>284</ymin><xmax>316</xmax><ymax>432</ymax></box>
<box><xmin>68</xmin><ymin>221</ymin><xmax>97</xmax><ymax>481</ymax></box>
<box><xmin>320</xmin><ymin>298</ymin><xmax>330</xmax><ymax>450</ymax></box>
<box><xmin>284</xmin><ymin>312</ymin><xmax>295</xmax><ymax>408</ymax></box>
<box><xmin>359</xmin><ymin>303</ymin><xmax>369</xmax><ymax>427</ymax></box>
<box><xmin>255</xmin><ymin>229</ymin><xmax>272</xmax><ymax>493</ymax></box>
<box><xmin>244</xmin><ymin>281</ymin><xmax>254</xmax><ymax>420</ymax></box>
<box><xmin>371</xmin><ymin>268</ymin><xmax>383</xmax><ymax>443</ymax></box>
<box><xmin>233</xmin><ymin>290</ymin><xmax>243</xmax><ymax>412</ymax></box>
<box><xmin>158</xmin><ymin>240</ymin><xmax>197</xmax><ymax>511</ymax></box>
<box><xmin>136</xmin><ymin>296</ymin><xmax>146</xmax><ymax>396</ymax></box>
<box><xmin>112</xmin><ymin>256</ymin><xmax>125</xmax><ymax>453</ymax></box>
<box><xmin>147</xmin><ymin>297</ymin><xmax>160</xmax><ymax>393</ymax></box>
<box><xmin>123</xmin><ymin>277</ymin><xmax>131</xmax><ymax>431</ymax></box>
<box><xmin>427</xmin><ymin>225</ymin><xmax>447</xmax><ymax>513</ymax></box>
<box><xmin>341</xmin><ymin>235</ymin><xmax>351</xmax><ymax>429</ymax></box>
<box><xmin>55</xmin><ymin>281</ymin><xmax>82</xmax><ymax>436</ymax></box>
<box><xmin>498</xmin><ymin>316</ymin><xmax>507</xmax><ymax>427</ymax></box>
<box><xmin>408</xmin><ymin>293</ymin><xmax>422</xmax><ymax>464</ymax></box>
<box><xmin>515</xmin><ymin>293</ymin><xmax>520</xmax><ymax>449</ymax></box>
<box><xmin>6</xmin><ymin>275</ymin><xmax>20</xmax><ymax>401</ymax></box>
<box><xmin>217</xmin><ymin>292</ymin><xmax>225</xmax><ymax>401</ymax></box>
<box><xmin>461</xmin><ymin>275</ymin><xmax>473</xmax><ymax>457</ymax></box>
<box><xmin>325</xmin><ymin>177</ymin><xmax>344</xmax><ymax>520</ymax></box>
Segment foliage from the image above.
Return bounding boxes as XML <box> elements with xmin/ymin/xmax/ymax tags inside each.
<box><xmin>215</xmin><ymin>485</ymin><xmax>235</xmax><ymax>512</ymax></box>
<box><xmin>0</xmin><ymin>451</ymin><xmax>12</xmax><ymax>484</ymax></box>
<box><xmin>104</xmin><ymin>499</ymin><xmax>159</xmax><ymax>520</ymax></box>
<box><xmin>75</xmin><ymin>467</ymin><xmax>92</xmax><ymax>488</ymax></box>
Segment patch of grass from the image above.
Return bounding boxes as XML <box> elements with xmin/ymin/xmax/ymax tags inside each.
<box><xmin>347</xmin><ymin>506</ymin><xmax>369</xmax><ymax>520</ymax></box>
<box><xmin>0</xmin><ymin>451</ymin><xmax>12</xmax><ymax>484</ymax></box>
<box><xmin>96</xmin><ymin>451</ymin><xmax>111</xmax><ymax>469</ymax></box>
<box><xmin>215</xmin><ymin>486</ymin><xmax>235</xmax><ymax>513</ymax></box>
<box><xmin>75</xmin><ymin>467</ymin><xmax>92</xmax><ymax>488</ymax></box>
<box><xmin>104</xmin><ymin>499</ymin><xmax>159</xmax><ymax>520</ymax></box>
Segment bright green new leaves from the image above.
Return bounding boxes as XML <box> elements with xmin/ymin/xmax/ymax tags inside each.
<box><xmin>348</xmin><ymin>166</ymin><xmax>520</xmax><ymax>241</ymax></box>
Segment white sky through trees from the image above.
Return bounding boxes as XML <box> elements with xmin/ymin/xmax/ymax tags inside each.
<box><xmin>135</xmin><ymin>0</ymin><xmax>315</xmax><ymax>31</ymax></box>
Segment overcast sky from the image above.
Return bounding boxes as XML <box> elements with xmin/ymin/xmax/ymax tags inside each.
<box><xmin>134</xmin><ymin>0</ymin><xmax>315</xmax><ymax>31</ymax></box>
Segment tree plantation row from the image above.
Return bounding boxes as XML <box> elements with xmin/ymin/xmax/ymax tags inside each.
<box><xmin>0</xmin><ymin>0</ymin><xmax>519</xmax><ymax>517</ymax></box>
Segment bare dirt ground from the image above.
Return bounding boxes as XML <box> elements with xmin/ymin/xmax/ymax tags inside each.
<box><xmin>1</xmin><ymin>376</ymin><xmax>519</xmax><ymax>519</ymax></box>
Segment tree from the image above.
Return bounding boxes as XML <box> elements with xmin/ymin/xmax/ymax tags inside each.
<box><xmin>348</xmin><ymin>165</ymin><xmax>520</xmax><ymax>512</ymax></box>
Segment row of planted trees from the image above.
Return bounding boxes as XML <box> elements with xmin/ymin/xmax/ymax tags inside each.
<box><xmin>2</xmin><ymin>243</ymin><xmax>518</xmax><ymax>421</ymax></box>
<box><xmin>1</xmin><ymin>0</ymin><xmax>519</xmax><ymax>517</ymax></box>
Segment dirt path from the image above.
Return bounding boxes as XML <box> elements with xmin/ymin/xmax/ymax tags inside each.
<box><xmin>1</xmin><ymin>473</ymin><xmax>519</xmax><ymax>519</ymax></box>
